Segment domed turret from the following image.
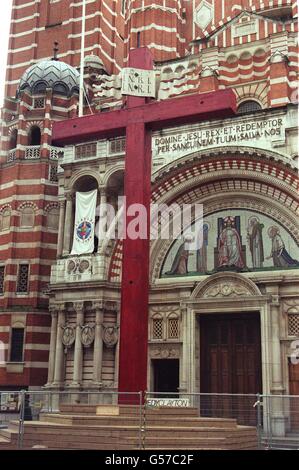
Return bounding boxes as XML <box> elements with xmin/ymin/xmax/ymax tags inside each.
<box><xmin>84</xmin><ymin>54</ymin><xmax>106</xmax><ymax>72</ymax></box>
<box><xmin>17</xmin><ymin>59</ymin><xmax>80</xmax><ymax>97</ymax></box>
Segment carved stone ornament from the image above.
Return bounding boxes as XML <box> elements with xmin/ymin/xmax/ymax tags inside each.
<box><xmin>150</xmin><ymin>305</ymin><xmax>181</xmax><ymax>317</ymax></box>
<box><xmin>102</xmin><ymin>326</ymin><xmax>119</xmax><ymax>348</ymax></box>
<box><xmin>67</xmin><ymin>258</ymin><xmax>92</xmax><ymax>275</ymax></box>
<box><xmin>191</xmin><ymin>273</ymin><xmax>261</xmax><ymax>300</ymax></box>
<box><xmin>195</xmin><ymin>0</ymin><xmax>213</xmax><ymax>30</ymax></box>
<box><xmin>283</xmin><ymin>299</ymin><xmax>299</xmax><ymax>314</ymax></box>
<box><xmin>204</xmin><ymin>282</ymin><xmax>251</xmax><ymax>298</ymax></box>
<box><xmin>81</xmin><ymin>325</ymin><xmax>95</xmax><ymax>347</ymax></box>
<box><xmin>49</xmin><ymin>303</ymin><xmax>64</xmax><ymax>314</ymax></box>
<box><xmin>62</xmin><ymin>325</ymin><xmax>75</xmax><ymax>347</ymax></box>
<box><xmin>151</xmin><ymin>345</ymin><xmax>180</xmax><ymax>359</ymax></box>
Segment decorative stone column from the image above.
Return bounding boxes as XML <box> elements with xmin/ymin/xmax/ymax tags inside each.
<box><xmin>270</xmin><ymin>294</ymin><xmax>286</xmax><ymax>437</ymax></box>
<box><xmin>57</xmin><ymin>199</ymin><xmax>66</xmax><ymax>257</ymax></box>
<box><xmin>63</xmin><ymin>193</ymin><xmax>73</xmax><ymax>256</ymax></box>
<box><xmin>97</xmin><ymin>187</ymin><xmax>107</xmax><ymax>253</ymax></box>
<box><xmin>71</xmin><ymin>302</ymin><xmax>84</xmax><ymax>387</ymax></box>
<box><xmin>92</xmin><ymin>302</ymin><xmax>104</xmax><ymax>386</ymax></box>
<box><xmin>46</xmin><ymin>306</ymin><xmax>58</xmax><ymax>386</ymax></box>
<box><xmin>113</xmin><ymin>304</ymin><xmax>121</xmax><ymax>390</ymax></box>
<box><xmin>179</xmin><ymin>303</ymin><xmax>188</xmax><ymax>394</ymax></box>
<box><xmin>52</xmin><ymin>306</ymin><xmax>65</xmax><ymax>387</ymax></box>
<box><xmin>271</xmin><ymin>295</ymin><xmax>284</xmax><ymax>392</ymax></box>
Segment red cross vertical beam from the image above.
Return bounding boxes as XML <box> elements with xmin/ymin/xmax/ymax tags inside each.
<box><xmin>52</xmin><ymin>47</ymin><xmax>237</xmax><ymax>405</ymax></box>
<box><xmin>118</xmin><ymin>48</ymin><xmax>153</xmax><ymax>404</ymax></box>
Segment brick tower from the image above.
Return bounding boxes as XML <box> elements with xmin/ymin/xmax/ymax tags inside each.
<box><xmin>0</xmin><ymin>46</ymin><xmax>80</xmax><ymax>389</ymax></box>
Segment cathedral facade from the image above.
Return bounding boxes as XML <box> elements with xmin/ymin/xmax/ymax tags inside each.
<box><xmin>0</xmin><ymin>0</ymin><xmax>298</xmax><ymax>435</ymax></box>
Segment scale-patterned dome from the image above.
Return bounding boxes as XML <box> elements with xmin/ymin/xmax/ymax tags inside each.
<box><xmin>17</xmin><ymin>59</ymin><xmax>80</xmax><ymax>97</ymax></box>
<box><xmin>84</xmin><ymin>54</ymin><xmax>105</xmax><ymax>71</ymax></box>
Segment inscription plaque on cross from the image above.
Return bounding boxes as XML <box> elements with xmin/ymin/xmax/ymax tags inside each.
<box><xmin>52</xmin><ymin>47</ymin><xmax>236</xmax><ymax>404</ymax></box>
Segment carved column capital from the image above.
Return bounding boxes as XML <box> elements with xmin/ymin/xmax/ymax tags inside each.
<box><xmin>104</xmin><ymin>300</ymin><xmax>120</xmax><ymax>312</ymax></box>
<box><xmin>73</xmin><ymin>301</ymin><xmax>84</xmax><ymax>314</ymax></box>
<box><xmin>50</xmin><ymin>311</ymin><xmax>58</xmax><ymax>320</ymax></box>
<box><xmin>49</xmin><ymin>302</ymin><xmax>64</xmax><ymax>313</ymax></box>
<box><xmin>93</xmin><ymin>300</ymin><xmax>105</xmax><ymax>312</ymax></box>
<box><xmin>49</xmin><ymin>303</ymin><xmax>58</xmax><ymax>315</ymax></box>
<box><xmin>99</xmin><ymin>186</ymin><xmax>107</xmax><ymax>197</ymax></box>
<box><xmin>180</xmin><ymin>301</ymin><xmax>188</xmax><ymax>315</ymax></box>
<box><xmin>270</xmin><ymin>295</ymin><xmax>280</xmax><ymax>307</ymax></box>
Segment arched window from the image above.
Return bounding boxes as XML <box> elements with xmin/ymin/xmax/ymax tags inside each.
<box><xmin>20</xmin><ymin>207</ymin><xmax>35</xmax><ymax>228</ymax></box>
<box><xmin>32</xmin><ymin>82</ymin><xmax>47</xmax><ymax>95</ymax></box>
<box><xmin>226</xmin><ymin>54</ymin><xmax>238</xmax><ymax>64</ymax></box>
<box><xmin>28</xmin><ymin>126</ymin><xmax>41</xmax><ymax>146</ymax></box>
<box><xmin>174</xmin><ymin>65</ymin><xmax>185</xmax><ymax>78</ymax></box>
<box><xmin>237</xmin><ymin>100</ymin><xmax>262</xmax><ymax>114</ymax></box>
<box><xmin>152</xmin><ymin>317</ymin><xmax>164</xmax><ymax>340</ymax></box>
<box><xmin>9</xmin><ymin>129</ymin><xmax>18</xmax><ymax>150</ymax></box>
<box><xmin>0</xmin><ymin>209</ymin><xmax>11</xmax><ymax>231</ymax></box>
<box><xmin>53</xmin><ymin>83</ymin><xmax>68</xmax><ymax>96</ymax></box>
<box><xmin>161</xmin><ymin>68</ymin><xmax>173</xmax><ymax>81</ymax></box>
<box><xmin>167</xmin><ymin>315</ymin><xmax>180</xmax><ymax>340</ymax></box>
<box><xmin>47</xmin><ymin>207</ymin><xmax>59</xmax><ymax>230</ymax></box>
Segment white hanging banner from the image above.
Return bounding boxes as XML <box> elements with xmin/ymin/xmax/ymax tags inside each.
<box><xmin>71</xmin><ymin>189</ymin><xmax>97</xmax><ymax>255</ymax></box>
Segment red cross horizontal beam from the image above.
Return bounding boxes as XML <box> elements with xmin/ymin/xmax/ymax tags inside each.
<box><xmin>51</xmin><ymin>49</ymin><xmax>237</xmax><ymax>403</ymax></box>
<box><xmin>52</xmin><ymin>89</ymin><xmax>236</xmax><ymax>146</ymax></box>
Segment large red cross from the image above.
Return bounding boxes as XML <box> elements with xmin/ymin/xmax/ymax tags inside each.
<box><xmin>52</xmin><ymin>48</ymin><xmax>236</xmax><ymax>404</ymax></box>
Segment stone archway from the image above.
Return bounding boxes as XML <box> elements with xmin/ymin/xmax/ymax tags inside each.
<box><xmin>190</xmin><ymin>272</ymin><xmax>262</xmax><ymax>300</ymax></box>
<box><xmin>188</xmin><ymin>274</ymin><xmax>264</xmax><ymax>425</ymax></box>
<box><xmin>179</xmin><ymin>272</ymin><xmax>270</xmax><ymax>402</ymax></box>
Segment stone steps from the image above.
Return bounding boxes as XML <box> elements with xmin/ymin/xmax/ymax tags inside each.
<box><xmin>20</xmin><ymin>421</ymin><xmax>256</xmax><ymax>440</ymax></box>
<box><xmin>0</xmin><ymin>428</ymin><xmax>16</xmax><ymax>449</ymax></box>
<box><xmin>21</xmin><ymin>421</ymin><xmax>257</xmax><ymax>450</ymax></box>
<box><xmin>39</xmin><ymin>412</ymin><xmax>237</xmax><ymax>428</ymax></box>
<box><xmin>59</xmin><ymin>404</ymin><xmax>200</xmax><ymax>417</ymax></box>
<box><xmin>0</xmin><ymin>435</ymin><xmax>11</xmax><ymax>445</ymax></box>
<box><xmin>0</xmin><ymin>405</ymin><xmax>258</xmax><ymax>450</ymax></box>
<box><xmin>18</xmin><ymin>429</ymin><xmax>256</xmax><ymax>451</ymax></box>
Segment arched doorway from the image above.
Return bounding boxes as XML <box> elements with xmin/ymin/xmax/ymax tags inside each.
<box><xmin>190</xmin><ymin>273</ymin><xmax>264</xmax><ymax>425</ymax></box>
<box><xmin>28</xmin><ymin>125</ymin><xmax>41</xmax><ymax>146</ymax></box>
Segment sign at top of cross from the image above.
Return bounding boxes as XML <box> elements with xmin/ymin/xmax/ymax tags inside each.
<box><xmin>121</xmin><ymin>67</ymin><xmax>156</xmax><ymax>98</ymax></box>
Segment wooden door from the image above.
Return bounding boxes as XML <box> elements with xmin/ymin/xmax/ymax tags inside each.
<box><xmin>289</xmin><ymin>360</ymin><xmax>299</xmax><ymax>432</ymax></box>
<box><xmin>200</xmin><ymin>313</ymin><xmax>262</xmax><ymax>425</ymax></box>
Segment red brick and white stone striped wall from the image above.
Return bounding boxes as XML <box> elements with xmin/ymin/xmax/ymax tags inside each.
<box><xmin>5</xmin><ymin>1</ymin><xmax>298</xmax><ymax>100</ymax></box>
<box><xmin>5</xmin><ymin>0</ymin><xmax>125</xmax><ymax>98</ymax></box>
<box><xmin>0</xmin><ymin>312</ymin><xmax>50</xmax><ymax>387</ymax></box>
<box><xmin>0</xmin><ymin>84</ymin><xmax>79</xmax><ymax>387</ymax></box>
